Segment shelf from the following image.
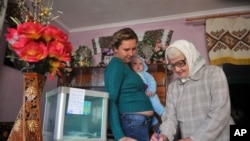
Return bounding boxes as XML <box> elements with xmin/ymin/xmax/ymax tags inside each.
<box><xmin>58</xmin><ymin>63</ymin><xmax>169</xmax><ymax>105</ymax></box>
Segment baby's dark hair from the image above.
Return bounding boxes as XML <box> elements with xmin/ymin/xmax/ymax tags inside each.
<box><xmin>111</xmin><ymin>28</ymin><xmax>138</xmax><ymax>49</ymax></box>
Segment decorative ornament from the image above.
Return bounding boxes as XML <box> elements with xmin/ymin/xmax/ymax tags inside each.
<box><xmin>73</xmin><ymin>45</ymin><xmax>92</xmax><ymax>67</ymax></box>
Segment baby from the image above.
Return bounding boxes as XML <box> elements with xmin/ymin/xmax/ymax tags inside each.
<box><xmin>130</xmin><ymin>55</ymin><xmax>165</xmax><ymax>126</ymax></box>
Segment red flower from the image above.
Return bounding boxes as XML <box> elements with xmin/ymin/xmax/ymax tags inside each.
<box><xmin>16</xmin><ymin>41</ymin><xmax>48</xmax><ymax>62</ymax></box>
<box><xmin>5</xmin><ymin>25</ymin><xmax>24</xmax><ymax>45</ymax></box>
<box><xmin>43</xmin><ymin>25</ymin><xmax>68</xmax><ymax>42</ymax></box>
<box><xmin>18</xmin><ymin>22</ymin><xmax>44</xmax><ymax>40</ymax></box>
<box><xmin>4</xmin><ymin>22</ymin><xmax>73</xmax><ymax>80</ymax></box>
<box><xmin>11</xmin><ymin>37</ymin><xmax>31</xmax><ymax>50</ymax></box>
<box><xmin>48</xmin><ymin>40</ymin><xmax>72</xmax><ymax>62</ymax></box>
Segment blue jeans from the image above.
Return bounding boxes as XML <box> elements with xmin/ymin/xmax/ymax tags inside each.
<box><xmin>120</xmin><ymin>114</ymin><xmax>152</xmax><ymax>141</ymax></box>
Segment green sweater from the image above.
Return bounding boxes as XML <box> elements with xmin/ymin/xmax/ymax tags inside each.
<box><xmin>104</xmin><ymin>57</ymin><xmax>153</xmax><ymax>141</ymax></box>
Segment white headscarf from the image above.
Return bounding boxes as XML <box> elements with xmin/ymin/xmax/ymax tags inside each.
<box><xmin>166</xmin><ymin>39</ymin><xmax>206</xmax><ymax>79</ymax></box>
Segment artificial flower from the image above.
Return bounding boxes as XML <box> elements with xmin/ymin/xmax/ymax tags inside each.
<box><xmin>5</xmin><ymin>22</ymin><xmax>73</xmax><ymax>79</ymax></box>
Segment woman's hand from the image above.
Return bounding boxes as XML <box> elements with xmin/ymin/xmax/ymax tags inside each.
<box><xmin>150</xmin><ymin>133</ymin><xmax>168</xmax><ymax>141</ymax></box>
<box><xmin>119</xmin><ymin>137</ymin><xmax>137</xmax><ymax>141</ymax></box>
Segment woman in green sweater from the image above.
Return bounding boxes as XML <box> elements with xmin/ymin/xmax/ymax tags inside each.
<box><xmin>104</xmin><ymin>28</ymin><xmax>154</xmax><ymax>141</ymax></box>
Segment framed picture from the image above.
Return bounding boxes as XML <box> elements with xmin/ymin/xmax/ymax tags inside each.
<box><xmin>138</xmin><ymin>29</ymin><xmax>173</xmax><ymax>64</ymax></box>
<box><xmin>3</xmin><ymin>2</ymin><xmax>24</xmax><ymax>70</ymax></box>
<box><xmin>92</xmin><ymin>36</ymin><xmax>113</xmax><ymax>66</ymax></box>
<box><xmin>4</xmin><ymin>45</ymin><xmax>26</xmax><ymax>70</ymax></box>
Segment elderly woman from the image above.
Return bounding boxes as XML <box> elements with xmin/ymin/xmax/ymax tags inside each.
<box><xmin>151</xmin><ymin>39</ymin><xmax>234</xmax><ymax>141</ymax></box>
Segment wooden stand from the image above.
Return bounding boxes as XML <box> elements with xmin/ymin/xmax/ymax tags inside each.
<box><xmin>8</xmin><ymin>72</ymin><xmax>46</xmax><ymax>141</ymax></box>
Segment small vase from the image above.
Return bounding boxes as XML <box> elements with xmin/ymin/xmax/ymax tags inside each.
<box><xmin>8</xmin><ymin>72</ymin><xmax>47</xmax><ymax>141</ymax></box>
<box><xmin>57</xmin><ymin>73</ymin><xmax>73</xmax><ymax>87</ymax></box>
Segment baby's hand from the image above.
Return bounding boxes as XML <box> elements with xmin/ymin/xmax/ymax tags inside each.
<box><xmin>146</xmin><ymin>91</ymin><xmax>154</xmax><ymax>97</ymax></box>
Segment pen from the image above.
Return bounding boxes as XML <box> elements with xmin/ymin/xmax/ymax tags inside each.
<box><xmin>155</xmin><ymin>125</ymin><xmax>161</xmax><ymax>141</ymax></box>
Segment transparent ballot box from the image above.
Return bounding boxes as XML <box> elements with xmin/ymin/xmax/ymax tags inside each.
<box><xmin>43</xmin><ymin>86</ymin><xmax>109</xmax><ymax>141</ymax></box>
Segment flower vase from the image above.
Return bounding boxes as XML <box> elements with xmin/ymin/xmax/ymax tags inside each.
<box><xmin>8</xmin><ymin>72</ymin><xmax>47</xmax><ymax>141</ymax></box>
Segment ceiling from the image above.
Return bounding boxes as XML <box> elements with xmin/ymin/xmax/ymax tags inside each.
<box><xmin>12</xmin><ymin>0</ymin><xmax>250</xmax><ymax>32</ymax></box>
<box><xmin>51</xmin><ymin>0</ymin><xmax>250</xmax><ymax>32</ymax></box>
